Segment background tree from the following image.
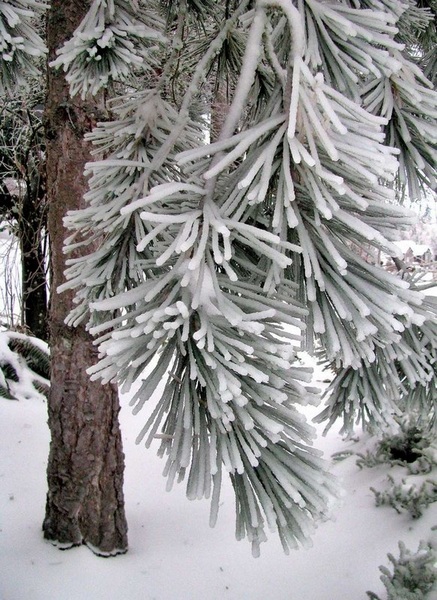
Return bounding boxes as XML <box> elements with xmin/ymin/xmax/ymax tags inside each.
<box><xmin>0</xmin><ymin>2</ymin><xmax>48</xmax><ymax>340</ymax></box>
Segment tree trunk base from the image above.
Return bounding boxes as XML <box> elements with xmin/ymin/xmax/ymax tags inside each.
<box><xmin>45</xmin><ymin>539</ymin><xmax>128</xmax><ymax>558</ymax></box>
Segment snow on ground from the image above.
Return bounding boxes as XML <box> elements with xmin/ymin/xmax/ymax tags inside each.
<box><xmin>1</xmin><ymin>362</ymin><xmax>437</xmax><ymax>600</ymax></box>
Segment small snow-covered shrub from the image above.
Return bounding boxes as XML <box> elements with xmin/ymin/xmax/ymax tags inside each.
<box><xmin>0</xmin><ymin>330</ymin><xmax>49</xmax><ymax>400</ymax></box>
<box><xmin>378</xmin><ymin>425</ymin><xmax>435</xmax><ymax>469</ymax></box>
<box><xmin>354</xmin><ymin>422</ymin><xmax>437</xmax><ymax>518</ymax></box>
<box><xmin>371</xmin><ymin>475</ymin><xmax>437</xmax><ymax>519</ymax></box>
<box><xmin>356</xmin><ymin>422</ymin><xmax>436</xmax><ymax>474</ymax></box>
<box><xmin>356</xmin><ymin>449</ymin><xmax>392</xmax><ymax>470</ymax></box>
<box><xmin>367</xmin><ymin>541</ymin><xmax>437</xmax><ymax>600</ymax></box>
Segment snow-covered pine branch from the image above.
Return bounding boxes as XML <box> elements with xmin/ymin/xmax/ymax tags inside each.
<box><xmin>50</xmin><ymin>0</ymin><xmax>165</xmax><ymax>98</ymax></box>
<box><xmin>361</xmin><ymin>49</ymin><xmax>437</xmax><ymax>200</ymax></box>
<box><xmin>0</xmin><ymin>0</ymin><xmax>47</xmax><ymax>93</ymax></box>
<box><xmin>316</xmin><ymin>287</ymin><xmax>437</xmax><ymax>435</ymax></box>
<box><xmin>177</xmin><ymin>1</ymin><xmax>434</xmax><ymax>370</ymax></box>
<box><xmin>0</xmin><ymin>329</ymin><xmax>49</xmax><ymax>401</ymax></box>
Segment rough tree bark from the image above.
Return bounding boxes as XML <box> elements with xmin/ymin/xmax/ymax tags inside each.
<box><xmin>43</xmin><ymin>0</ymin><xmax>128</xmax><ymax>556</ymax></box>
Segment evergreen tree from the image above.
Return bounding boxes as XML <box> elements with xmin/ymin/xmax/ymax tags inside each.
<box><xmin>57</xmin><ymin>0</ymin><xmax>437</xmax><ymax>554</ymax></box>
<box><xmin>2</xmin><ymin>0</ymin><xmax>436</xmax><ymax>556</ymax></box>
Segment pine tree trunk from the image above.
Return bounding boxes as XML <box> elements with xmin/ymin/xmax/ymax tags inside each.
<box><xmin>43</xmin><ymin>0</ymin><xmax>128</xmax><ymax>556</ymax></box>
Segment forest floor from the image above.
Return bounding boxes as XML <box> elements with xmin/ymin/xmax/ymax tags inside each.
<box><xmin>1</xmin><ymin>355</ymin><xmax>436</xmax><ymax>600</ymax></box>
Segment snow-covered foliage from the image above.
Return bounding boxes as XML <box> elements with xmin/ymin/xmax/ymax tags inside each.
<box><xmin>367</xmin><ymin>540</ymin><xmax>437</xmax><ymax>600</ymax></box>
<box><xmin>316</xmin><ymin>307</ymin><xmax>437</xmax><ymax>434</ymax></box>
<box><xmin>0</xmin><ymin>0</ymin><xmax>47</xmax><ymax>94</ymax></box>
<box><xmin>0</xmin><ymin>329</ymin><xmax>49</xmax><ymax>400</ymax></box>
<box><xmin>371</xmin><ymin>475</ymin><xmax>437</xmax><ymax>519</ymax></box>
<box><xmin>25</xmin><ymin>0</ymin><xmax>437</xmax><ymax>554</ymax></box>
<box><xmin>50</xmin><ymin>0</ymin><xmax>165</xmax><ymax>98</ymax></box>
<box><xmin>354</xmin><ymin>422</ymin><xmax>437</xmax><ymax>519</ymax></box>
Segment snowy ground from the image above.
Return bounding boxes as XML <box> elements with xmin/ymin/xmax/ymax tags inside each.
<box><xmin>1</xmin><ymin>359</ymin><xmax>436</xmax><ymax>600</ymax></box>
